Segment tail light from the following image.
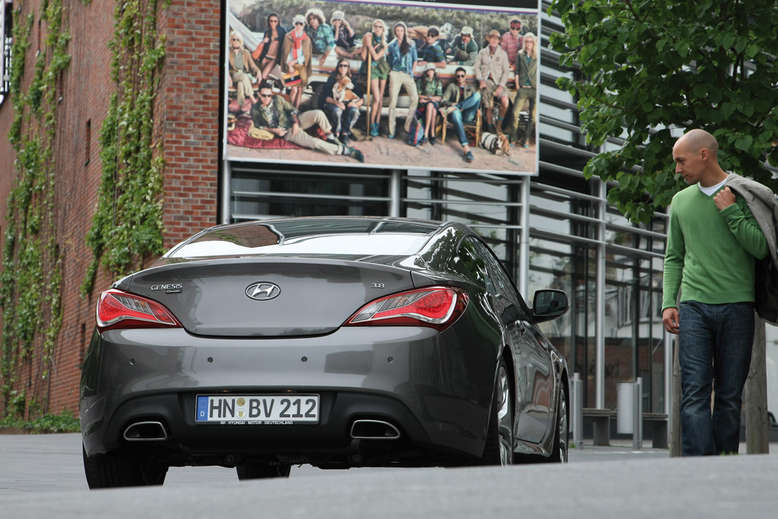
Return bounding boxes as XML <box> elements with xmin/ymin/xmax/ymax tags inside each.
<box><xmin>345</xmin><ymin>286</ymin><xmax>468</xmax><ymax>330</ymax></box>
<box><xmin>96</xmin><ymin>289</ymin><xmax>181</xmax><ymax>331</ymax></box>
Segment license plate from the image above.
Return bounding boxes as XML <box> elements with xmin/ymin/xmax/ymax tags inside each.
<box><xmin>195</xmin><ymin>394</ymin><xmax>319</xmax><ymax>424</ymax></box>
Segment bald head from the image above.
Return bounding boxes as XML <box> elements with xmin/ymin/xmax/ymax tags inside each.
<box><xmin>675</xmin><ymin>129</ymin><xmax>719</xmax><ymax>156</ymax></box>
<box><xmin>672</xmin><ymin>129</ymin><xmax>727</xmax><ymax>186</ymax></box>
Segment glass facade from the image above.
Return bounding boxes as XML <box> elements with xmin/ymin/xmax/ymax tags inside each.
<box><xmin>222</xmin><ymin>3</ymin><xmax>672</xmax><ymax>415</ymax></box>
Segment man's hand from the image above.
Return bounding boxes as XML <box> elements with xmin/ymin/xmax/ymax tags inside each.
<box><xmin>662</xmin><ymin>307</ymin><xmax>679</xmax><ymax>334</ymax></box>
<box><xmin>479</xmin><ymin>80</ymin><xmax>487</xmax><ymax>90</ymax></box>
<box><xmin>288</xmin><ymin>122</ymin><xmax>300</xmax><ymax>137</ymax></box>
<box><xmin>713</xmin><ymin>186</ymin><xmax>736</xmax><ymax>210</ymax></box>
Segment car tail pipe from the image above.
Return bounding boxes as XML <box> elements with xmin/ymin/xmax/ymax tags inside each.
<box><xmin>123</xmin><ymin>420</ymin><xmax>168</xmax><ymax>442</ymax></box>
<box><xmin>349</xmin><ymin>419</ymin><xmax>401</xmax><ymax>440</ymax></box>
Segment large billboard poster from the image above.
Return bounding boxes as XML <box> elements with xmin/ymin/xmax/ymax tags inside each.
<box><xmin>225</xmin><ymin>0</ymin><xmax>539</xmax><ymax>175</ymax></box>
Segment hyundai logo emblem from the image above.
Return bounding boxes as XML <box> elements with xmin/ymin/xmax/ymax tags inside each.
<box><xmin>245</xmin><ymin>282</ymin><xmax>281</xmax><ymax>301</ymax></box>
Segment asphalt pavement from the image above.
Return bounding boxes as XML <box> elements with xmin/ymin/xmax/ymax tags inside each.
<box><xmin>1</xmin><ymin>433</ymin><xmax>776</xmax><ymax>518</ymax></box>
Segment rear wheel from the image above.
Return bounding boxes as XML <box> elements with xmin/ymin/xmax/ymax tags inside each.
<box><xmin>83</xmin><ymin>446</ymin><xmax>167</xmax><ymax>488</ymax></box>
<box><xmin>236</xmin><ymin>462</ymin><xmax>292</xmax><ymax>480</ymax></box>
<box><xmin>479</xmin><ymin>358</ymin><xmax>514</xmax><ymax>465</ymax></box>
<box><xmin>549</xmin><ymin>384</ymin><xmax>569</xmax><ymax>463</ymax></box>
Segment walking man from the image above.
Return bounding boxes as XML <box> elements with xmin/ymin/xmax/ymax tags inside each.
<box><xmin>662</xmin><ymin>129</ymin><xmax>768</xmax><ymax>456</ymax></box>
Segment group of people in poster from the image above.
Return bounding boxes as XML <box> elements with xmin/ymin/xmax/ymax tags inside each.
<box><xmin>228</xmin><ymin>6</ymin><xmax>537</xmax><ymax>165</ymax></box>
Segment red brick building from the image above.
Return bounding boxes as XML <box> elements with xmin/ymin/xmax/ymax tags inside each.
<box><xmin>0</xmin><ymin>0</ymin><xmax>221</xmax><ymax>415</ymax></box>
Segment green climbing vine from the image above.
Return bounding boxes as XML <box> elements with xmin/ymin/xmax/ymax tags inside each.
<box><xmin>81</xmin><ymin>0</ymin><xmax>167</xmax><ymax>296</ymax></box>
<box><xmin>1</xmin><ymin>0</ymin><xmax>69</xmax><ymax>414</ymax></box>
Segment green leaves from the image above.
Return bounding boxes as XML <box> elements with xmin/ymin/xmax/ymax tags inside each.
<box><xmin>2</xmin><ymin>0</ymin><xmax>67</xmax><ymax>417</ymax></box>
<box><xmin>81</xmin><ymin>0</ymin><xmax>166</xmax><ymax>296</ymax></box>
<box><xmin>549</xmin><ymin>0</ymin><xmax>778</xmax><ymax>223</ymax></box>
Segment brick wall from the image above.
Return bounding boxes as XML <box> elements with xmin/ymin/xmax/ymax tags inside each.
<box><xmin>157</xmin><ymin>0</ymin><xmax>221</xmax><ymax>250</ymax></box>
<box><xmin>0</xmin><ymin>0</ymin><xmax>223</xmax><ymax>415</ymax></box>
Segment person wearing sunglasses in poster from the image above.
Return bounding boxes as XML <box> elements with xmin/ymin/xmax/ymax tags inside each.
<box><xmin>229</xmin><ymin>31</ymin><xmax>261</xmax><ymax>111</ymax></box>
<box><xmin>252</xmin><ymin>13</ymin><xmax>286</xmax><ymax>82</ymax></box>
<box><xmin>251</xmin><ymin>81</ymin><xmax>365</xmax><ymax>162</ymax></box>
<box><xmin>440</xmin><ymin>67</ymin><xmax>481</xmax><ymax>163</ymax></box>
<box><xmin>360</xmin><ymin>19</ymin><xmax>389</xmax><ymax>138</ymax></box>
<box><xmin>320</xmin><ymin>59</ymin><xmax>364</xmax><ymax>145</ymax></box>
<box><xmin>500</xmin><ymin>16</ymin><xmax>525</xmax><ymax>69</ymax></box>
<box><xmin>280</xmin><ymin>14</ymin><xmax>312</xmax><ymax>109</ymax></box>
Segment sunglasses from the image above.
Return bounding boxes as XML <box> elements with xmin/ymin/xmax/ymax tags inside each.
<box><xmin>511</xmin><ymin>25</ymin><xmax>521</xmax><ymax>29</ymax></box>
<box><xmin>456</xmin><ymin>74</ymin><xmax>466</xmax><ymax>78</ymax></box>
<box><xmin>269</xmin><ymin>19</ymin><xmax>279</xmax><ymax>23</ymax></box>
<box><xmin>294</xmin><ymin>21</ymin><xmax>304</xmax><ymax>25</ymax></box>
<box><xmin>338</xmin><ymin>64</ymin><xmax>349</xmax><ymax>68</ymax></box>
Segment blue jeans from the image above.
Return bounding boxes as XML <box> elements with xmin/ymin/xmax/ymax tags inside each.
<box><xmin>323</xmin><ymin>104</ymin><xmax>359</xmax><ymax>137</ymax></box>
<box><xmin>678</xmin><ymin>301</ymin><xmax>754</xmax><ymax>456</ymax></box>
<box><xmin>449</xmin><ymin>92</ymin><xmax>481</xmax><ymax>146</ymax></box>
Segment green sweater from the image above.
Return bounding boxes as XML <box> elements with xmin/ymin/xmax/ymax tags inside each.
<box><xmin>662</xmin><ymin>182</ymin><xmax>768</xmax><ymax>310</ymax></box>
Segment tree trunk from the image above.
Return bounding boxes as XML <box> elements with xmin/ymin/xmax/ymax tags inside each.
<box><xmin>744</xmin><ymin>316</ymin><xmax>769</xmax><ymax>454</ymax></box>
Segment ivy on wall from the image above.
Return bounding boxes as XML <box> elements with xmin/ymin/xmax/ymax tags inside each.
<box><xmin>1</xmin><ymin>0</ymin><xmax>69</xmax><ymax>414</ymax></box>
<box><xmin>1</xmin><ymin>0</ymin><xmax>167</xmax><ymax>417</ymax></box>
<box><xmin>81</xmin><ymin>0</ymin><xmax>167</xmax><ymax>296</ymax></box>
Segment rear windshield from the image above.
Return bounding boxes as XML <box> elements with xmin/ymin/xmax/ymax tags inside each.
<box><xmin>166</xmin><ymin>219</ymin><xmax>436</xmax><ymax>258</ymax></box>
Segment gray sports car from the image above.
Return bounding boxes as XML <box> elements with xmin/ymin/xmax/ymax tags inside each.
<box><xmin>80</xmin><ymin>217</ymin><xmax>569</xmax><ymax>488</ymax></box>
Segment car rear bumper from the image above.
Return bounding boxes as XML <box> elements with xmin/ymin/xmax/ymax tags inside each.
<box><xmin>80</xmin><ymin>324</ymin><xmax>495</xmax><ymax>465</ymax></box>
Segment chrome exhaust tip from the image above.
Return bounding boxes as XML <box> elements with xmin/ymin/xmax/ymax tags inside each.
<box><xmin>123</xmin><ymin>421</ymin><xmax>168</xmax><ymax>442</ymax></box>
<box><xmin>350</xmin><ymin>419</ymin><xmax>401</xmax><ymax>440</ymax></box>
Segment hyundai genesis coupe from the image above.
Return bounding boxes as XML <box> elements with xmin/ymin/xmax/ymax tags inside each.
<box><xmin>80</xmin><ymin>217</ymin><xmax>570</xmax><ymax>488</ymax></box>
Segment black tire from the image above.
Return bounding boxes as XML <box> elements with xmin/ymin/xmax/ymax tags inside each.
<box><xmin>82</xmin><ymin>446</ymin><xmax>167</xmax><ymax>489</ymax></box>
<box><xmin>549</xmin><ymin>384</ymin><xmax>569</xmax><ymax>463</ymax></box>
<box><xmin>236</xmin><ymin>462</ymin><xmax>292</xmax><ymax>480</ymax></box>
<box><xmin>479</xmin><ymin>358</ymin><xmax>514</xmax><ymax>466</ymax></box>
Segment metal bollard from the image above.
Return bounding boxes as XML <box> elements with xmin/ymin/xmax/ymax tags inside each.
<box><xmin>632</xmin><ymin>377</ymin><xmax>643</xmax><ymax>450</ymax></box>
<box><xmin>572</xmin><ymin>372</ymin><xmax>583</xmax><ymax>448</ymax></box>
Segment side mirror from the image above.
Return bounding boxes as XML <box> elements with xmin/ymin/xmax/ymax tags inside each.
<box><xmin>532</xmin><ymin>289</ymin><xmax>568</xmax><ymax>323</ymax></box>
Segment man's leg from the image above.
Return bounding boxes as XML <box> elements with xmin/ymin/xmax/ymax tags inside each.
<box><xmin>712</xmin><ymin>302</ymin><xmax>754</xmax><ymax>454</ymax></box>
<box><xmin>299</xmin><ymin>109</ymin><xmax>334</xmax><ymax>134</ymax></box>
<box><xmin>285</xmin><ymin>130</ymin><xmax>341</xmax><ymax>155</ymax></box>
<box><xmin>344</xmin><ymin>106</ymin><xmax>359</xmax><ymax>135</ymax></box>
<box><xmin>322</xmin><ymin>104</ymin><xmax>343</xmax><ymax>136</ymax></box>
<box><xmin>678</xmin><ymin>301</ymin><xmax>717</xmax><ymax>456</ymax></box>
<box><xmin>387</xmin><ymin>71</ymin><xmax>403</xmax><ymax>136</ymax></box>
<box><xmin>459</xmin><ymin>92</ymin><xmax>481</xmax><ymax>123</ymax></box>
<box><xmin>449</xmin><ymin>109</ymin><xmax>468</xmax><ymax>146</ymax></box>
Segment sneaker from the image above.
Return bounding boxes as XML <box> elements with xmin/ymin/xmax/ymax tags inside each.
<box><xmin>464</xmin><ymin>151</ymin><xmax>474</xmax><ymax>163</ymax></box>
<box><xmin>346</xmin><ymin>147</ymin><xmax>365</xmax><ymax>162</ymax></box>
<box><xmin>429</xmin><ymin>136</ymin><xmax>437</xmax><ymax>145</ymax></box>
<box><xmin>370</xmin><ymin>123</ymin><xmax>379</xmax><ymax>137</ymax></box>
<box><xmin>325</xmin><ymin>134</ymin><xmax>342</xmax><ymax>146</ymax></box>
<box><xmin>387</xmin><ymin>133</ymin><xmax>395</xmax><ymax>139</ymax></box>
